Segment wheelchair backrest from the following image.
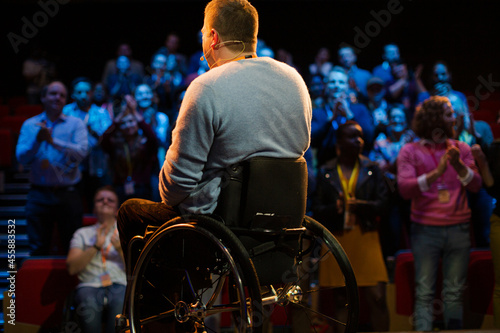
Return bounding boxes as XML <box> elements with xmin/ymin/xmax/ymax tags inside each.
<box><xmin>215</xmin><ymin>156</ymin><xmax>308</xmax><ymax>230</ymax></box>
<box><xmin>215</xmin><ymin>156</ymin><xmax>308</xmax><ymax>285</ymax></box>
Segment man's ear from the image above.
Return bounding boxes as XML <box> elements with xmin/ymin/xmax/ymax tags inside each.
<box><xmin>211</xmin><ymin>29</ymin><xmax>220</xmax><ymax>49</ymax></box>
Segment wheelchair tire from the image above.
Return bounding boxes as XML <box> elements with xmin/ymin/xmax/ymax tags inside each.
<box><xmin>276</xmin><ymin>216</ymin><xmax>359</xmax><ymax>333</ymax></box>
<box><xmin>127</xmin><ymin>215</ymin><xmax>263</xmax><ymax>333</ymax></box>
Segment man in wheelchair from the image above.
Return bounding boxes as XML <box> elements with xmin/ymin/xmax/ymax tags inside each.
<box><xmin>117</xmin><ymin>1</ymin><xmax>362</xmax><ymax>332</ymax></box>
<box><xmin>116</xmin><ymin>0</ymin><xmax>313</xmax><ymax>331</ymax></box>
<box><xmin>117</xmin><ymin>0</ymin><xmax>312</xmax><ymax>274</ymax></box>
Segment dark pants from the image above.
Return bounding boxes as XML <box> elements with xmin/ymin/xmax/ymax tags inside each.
<box><xmin>26</xmin><ymin>185</ymin><xmax>83</xmax><ymax>256</ymax></box>
<box><xmin>117</xmin><ymin>198</ymin><xmax>179</xmax><ymax>267</ymax></box>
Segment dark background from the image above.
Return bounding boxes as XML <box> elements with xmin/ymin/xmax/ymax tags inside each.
<box><xmin>2</xmin><ymin>0</ymin><xmax>500</xmax><ymax>100</ymax></box>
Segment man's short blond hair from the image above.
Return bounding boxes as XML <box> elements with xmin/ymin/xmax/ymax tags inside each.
<box><xmin>204</xmin><ymin>0</ymin><xmax>258</xmax><ymax>52</ymax></box>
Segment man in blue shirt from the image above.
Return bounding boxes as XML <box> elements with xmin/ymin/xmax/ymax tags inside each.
<box><xmin>63</xmin><ymin>77</ymin><xmax>113</xmax><ymax>211</ymax></box>
<box><xmin>16</xmin><ymin>81</ymin><xmax>88</xmax><ymax>255</ymax></box>
<box><xmin>338</xmin><ymin>46</ymin><xmax>372</xmax><ymax>100</ymax></box>
<box><xmin>372</xmin><ymin>44</ymin><xmax>401</xmax><ymax>85</ymax></box>
<box><xmin>312</xmin><ymin>66</ymin><xmax>375</xmax><ymax>167</ymax></box>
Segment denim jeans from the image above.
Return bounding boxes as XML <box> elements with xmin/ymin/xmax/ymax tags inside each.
<box><xmin>74</xmin><ymin>284</ymin><xmax>126</xmax><ymax>333</ymax></box>
<box><xmin>410</xmin><ymin>222</ymin><xmax>470</xmax><ymax>331</ymax></box>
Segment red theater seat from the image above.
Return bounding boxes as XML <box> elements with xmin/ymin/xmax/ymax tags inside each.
<box><xmin>468</xmin><ymin>249</ymin><xmax>494</xmax><ymax>315</ymax></box>
<box><xmin>14</xmin><ymin>104</ymin><xmax>43</xmax><ymax>118</ymax></box>
<box><xmin>16</xmin><ymin>257</ymin><xmax>79</xmax><ymax>329</ymax></box>
<box><xmin>490</xmin><ymin>123</ymin><xmax>500</xmax><ymax>139</ymax></box>
<box><xmin>0</xmin><ymin>115</ymin><xmax>28</xmax><ymax>134</ymax></box>
<box><xmin>472</xmin><ymin>110</ymin><xmax>497</xmax><ymax>124</ymax></box>
<box><xmin>0</xmin><ymin>105</ymin><xmax>10</xmax><ymax>117</ymax></box>
<box><xmin>0</xmin><ymin>129</ymin><xmax>13</xmax><ymax>168</ymax></box>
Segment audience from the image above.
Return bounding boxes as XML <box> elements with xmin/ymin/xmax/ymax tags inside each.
<box><xmin>67</xmin><ymin>185</ymin><xmax>126</xmax><ymax>333</ymax></box>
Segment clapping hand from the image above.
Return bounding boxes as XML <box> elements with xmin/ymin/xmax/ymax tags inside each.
<box><xmin>36</xmin><ymin>121</ymin><xmax>53</xmax><ymax>144</ymax></box>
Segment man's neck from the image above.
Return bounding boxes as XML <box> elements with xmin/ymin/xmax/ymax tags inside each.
<box><xmin>213</xmin><ymin>47</ymin><xmax>256</xmax><ymax>68</ymax></box>
<box><xmin>46</xmin><ymin>110</ymin><xmax>62</xmax><ymax>122</ymax></box>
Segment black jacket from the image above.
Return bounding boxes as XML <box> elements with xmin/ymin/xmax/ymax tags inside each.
<box><xmin>312</xmin><ymin>156</ymin><xmax>389</xmax><ymax>233</ymax></box>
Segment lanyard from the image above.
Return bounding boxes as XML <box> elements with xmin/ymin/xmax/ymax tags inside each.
<box><xmin>101</xmin><ymin>228</ymin><xmax>118</xmax><ymax>271</ymax></box>
<box><xmin>337</xmin><ymin>160</ymin><xmax>360</xmax><ymax>200</ymax></box>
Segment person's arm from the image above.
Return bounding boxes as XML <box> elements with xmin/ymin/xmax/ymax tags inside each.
<box><xmin>16</xmin><ymin>119</ymin><xmax>42</xmax><ymax>166</ymax></box>
<box><xmin>311</xmin><ymin>169</ymin><xmax>344</xmax><ymax>231</ymax></box>
<box><xmin>454</xmin><ymin>143</ymin><xmax>482</xmax><ymax>193</ymax></box>
<box><xmin>349</xmin><ymin>163</ymin><xmax>389</xmax><ymax>219</ymax></box>
<box><xmin>471</xmin><ymin>144</ymin><xmax>494</xmax><ymax>187</ymax></box>
<box><xmin>397</xmin><ymin>143</ymin><xmax>445</xmax><ymax>199</ymax></box>
<box><xmin>66</xmin><ymin>225</ymin><xmax>106</xmax><ymax>276</ymax></box>
<box><xmin>159</xmin><ymin>81</ymin><xmax>216</xmax><ymax>206</ymax></box>
<box><xmin>50</xmin><ymin>118</ymin><xmax>89</xmax><ymax>164</ymax></box>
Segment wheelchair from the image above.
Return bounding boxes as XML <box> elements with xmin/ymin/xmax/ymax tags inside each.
<box><xmin>116</xmin><ymin>157</ymin><xmax>359</xmax><ymax>332</ymax></box>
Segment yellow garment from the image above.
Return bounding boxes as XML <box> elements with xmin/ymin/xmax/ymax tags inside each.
<box><xmin>319</xmin><ymin>224</ymin><xmax>388</xmax><ymax>287</ymax></box>
<box><xmin>490</xmin><ymin>213</ymin><xmax>500</xmax><ymax>328</ymax></box>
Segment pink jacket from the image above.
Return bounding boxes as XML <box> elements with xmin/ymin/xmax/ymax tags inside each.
<box><xmin>397</xmin><ymin>139</ymin><xmax>482</xmax><ymax>226</ymax></box>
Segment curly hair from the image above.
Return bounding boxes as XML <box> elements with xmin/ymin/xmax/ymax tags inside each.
<box><xmin>412</xmin><ymin>96</ymin><xmax>453</xmax><ymax>142</ymax></box>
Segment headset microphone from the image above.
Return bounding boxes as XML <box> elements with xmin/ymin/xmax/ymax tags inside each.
<box><xmin>200</xmin><ymin>55</ymin><xmax>205</xmax><ymax>61</ymax></box>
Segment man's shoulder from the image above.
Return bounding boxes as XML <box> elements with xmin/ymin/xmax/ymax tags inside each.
<box><xmin>61</xmin><ymin>113</ymin><xmax>86</xmax><ymax>127</ymax></box>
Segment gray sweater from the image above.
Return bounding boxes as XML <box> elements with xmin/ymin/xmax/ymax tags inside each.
<box><xmin>160</xmin><ymin>57</ymin><xmax>312</xmax><ymax>214</ymax></box>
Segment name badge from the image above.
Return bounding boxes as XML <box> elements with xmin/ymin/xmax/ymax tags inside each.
<box><xmin>100</xmin><ymin>272</ymin><xmax>112</xmax><ymax>287</ymax></box>
<box><xmin>437</xmin><ymin>184</ymin><xmax>450</xmax><ymax>203</ymax></box>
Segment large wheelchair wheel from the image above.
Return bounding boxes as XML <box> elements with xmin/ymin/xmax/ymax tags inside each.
<box><xmin>127</xmin><ymin>215</ymin><xmax>263</xmax><ymax>333</ymax></box>
<box><xmin>275</xmin><ymin>216</ymin><xmax>359</xmax><ymax>333</ymax></box>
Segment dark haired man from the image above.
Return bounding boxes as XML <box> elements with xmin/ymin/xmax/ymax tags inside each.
<box><xmin>16</xmin><ymin>81</ymin><xmax>88</xmax><ymax>255</ymax></box>
<box><xmin>397</xmin><ymin>96</ymin><xmax>481</xmax><ymax>331</ymax></box>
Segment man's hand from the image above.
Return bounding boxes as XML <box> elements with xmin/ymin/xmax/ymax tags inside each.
<box><xmin>95</xmin><ymin>224</ymin><xmax>108</xmax><ymax>249</ymax></box>
<box><xmin>36</xmin><ymin>121</ymin><xmax>53</xmax><ymax>144</ymax></box>
<box><xmin>111</xmin><ymin>231</ymin><xmax>121</xmax><ymax>251</ymax></box>
<box><xmin>124</xmin><ymin>94</ymin><xmax>144</xmax><ymax>123</ymax></box>
<box><xmin>336</xmin><ymin>192</ymin><xmax>345</xmax><ymax>214</ymax></box>
<box><xmin>434</xmin><ymin>82</ymin><xmax>451</xmax><ymax>96</ymax></box>
<box><xmin>346</xmin><ymin>198</ymin><xmax>368</xmax><ymax>213</ymax></box>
